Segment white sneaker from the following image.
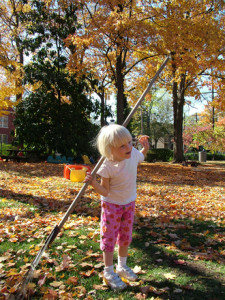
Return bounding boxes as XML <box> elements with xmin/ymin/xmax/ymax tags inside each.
<box><xmin>103</xmin><ymin>271</ymin><xmax>127</xmax><ymax>291</ymax></box>
<box><xmin>116</xmin><ymin>265</ymin><xmax>138</xmax><ymax>281</ymax></box>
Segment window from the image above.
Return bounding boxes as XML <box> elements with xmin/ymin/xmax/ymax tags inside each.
<box><xmin>0</xmin><ymin>116</ymin><xmax>8</xmax><ymax>128</ymax></box>
<box><xmin>0</xmin><ymin>134</ymin><xmax>8</xmax><ymax>144</ymax></box>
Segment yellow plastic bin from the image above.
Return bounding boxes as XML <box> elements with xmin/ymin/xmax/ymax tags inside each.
<box><xmin>70</xmin><ymin>166</ymin><xmax>89</xmax><ymax>182</ymax></box>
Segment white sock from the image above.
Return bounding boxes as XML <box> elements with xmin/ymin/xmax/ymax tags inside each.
<box><xmin>118</xmin><ymin>256</ymin><xmax>127</xmax><ymax>268</ymax></box>
<box><xmin>104</xmin><ymin>265</ymin><xmax>114</xmax><ymax>274</ymax></box>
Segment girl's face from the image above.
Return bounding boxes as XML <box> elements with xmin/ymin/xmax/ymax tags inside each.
<box><xmin>111</xmin><ymin>139</ymin><xmax>133</xmax><ymax>161</ymax></box>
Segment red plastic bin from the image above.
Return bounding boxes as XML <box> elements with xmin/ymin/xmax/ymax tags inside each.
<box><xmin>64</xmin><ymin>164</ymin><xmax>91</xmax><ymax>179</ymax></box>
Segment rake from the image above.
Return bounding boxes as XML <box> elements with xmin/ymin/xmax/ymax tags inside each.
<box><xmin>15</xmin><ymin>56</ymin><xmax>169</xmax><ymax>299</ymax></box>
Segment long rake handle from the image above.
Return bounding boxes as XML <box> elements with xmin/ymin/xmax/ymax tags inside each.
<box><xmin>59</xmin><ymin>56</ymin><xmax>169</xmax><ymax>228</ymax></box>
<box><xmin>29</xmin><ymin>56</ymin><xmax>169</xmax><ymax>269</ymax></box>
<box><xmin>123</xmin><ymin>57</ymin><xmax>169</xmax><ymax>127</ymax></box>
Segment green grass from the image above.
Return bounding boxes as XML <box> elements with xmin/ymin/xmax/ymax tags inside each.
<box><xmin>0</xmin><ymin>143</ymin><xmax>15</xmax><ymax>156</ymax></box>
<box><xmin>1</xmin><ymin>197</ymin><xmax>224</xmax><ymax>299</ymax></box>
<box><xmin>0</xmin><ymin>161</ymin><xmax>225</xmax><ymax>299</ymax></box>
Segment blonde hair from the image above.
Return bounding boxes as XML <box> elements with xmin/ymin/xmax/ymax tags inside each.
<box><xmin>96</xmin><ymin>124</ymin><xmax>132</xmax><ymax>159</ymax></box>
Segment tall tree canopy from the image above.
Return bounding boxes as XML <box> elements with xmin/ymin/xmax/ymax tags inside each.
<box><xmin>130</xmin><ymin>89</ymin><xmax>173</xmax><ymax>148</ymax></box>
<box><xmin>14</xmin><ymin>0</ymin><xmax>99</xmax><ymax>155</ymax></box>
<box><xmin>66</xmin><ymin>0</ymin><xmax>225</xmax><ymax>161</ymax></box>
<box><xmin>183</xmin><ymin>107</ymin><xmax>225</xmax><ymax>153</ymax></box>
<box><xmin>138</xmin><ymin>0</ymin><xmax>225</xmax><ymax>161</ymax></box>
<box><xmin>0</xmin><ymin>0</ymin><xmax>29</xmax><ymax>112</ymax></box>
<box><xmin>65</xmin><ymin>0</ymin><xmax>158</xmax><ymax>125</ymax></box>
<box><xmin>1</xmin><ymin>0</ymin><xmax>225</xmax><ymax>162</ymax></box>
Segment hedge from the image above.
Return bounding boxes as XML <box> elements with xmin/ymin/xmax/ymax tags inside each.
<box><xmin>184</xmin><ymin>152</ymin><xmax>199</xmax><ymax>161</ymax></box>
<box><xmin>145</xmin><ymin>148</ymin><xmax>173</xmax><ymax>162</ymax></box>
<box><xmin>0</xmin><ymin>143</ymin><xmax>14</xmax><ymax>156</ymax></box>
<box><xmin>184</xmin><ymin>152</ymin><xmax>225</xmax><ymax>161</ymax></box>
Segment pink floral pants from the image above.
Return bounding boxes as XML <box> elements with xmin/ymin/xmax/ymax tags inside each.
<box><xmin>100</xmin><ymin>201</ymin><xmax>135</xmax><ymax>252</ymax></box>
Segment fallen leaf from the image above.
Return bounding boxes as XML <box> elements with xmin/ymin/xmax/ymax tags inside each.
<box><xmin>80</xmin><ymin>268</ymin><xmax>95</xmax><ymax>277</ymax></box>
<box><xmin>0</xmin><ymin>256</ymin><xmax>10</xmax><ymax>262</ymax></box>
<box><xmin>66</xmin><ymin>276</ymin><xmax>78</xmax><ymax>285</ymax></box>
<box><xmin>94</xmin><ymin>262</ymin><xmax>104</xmax><ymax>269</ymax></box>
<box><xmin>174</xmin><ymin>259</ymin><xmax>186</xmax><ymax>265</ymax></box>
<box><xmin>38</xmin><ymin>275</ymin><xmax>46</xmax><ymax>287</ymax></box>
<box><xmin>92</xmin><ymin>284</ymin><xmax>108</xmax><ymax>290</ymax></box>
<box><xmin>163</xmin><ymin>272</ymin><xmax>177</xmax><ymax>280</ymax></box>
<box><xmin>80</xmin><ymin>262</ymin><xmax>93</xmax><ymax>268</ymax></box>
<box><xmin>50</xmin><ymin>281</ymin><xmax>64</xmax><ymax>288</ymax></box>
<box><xmin>133</xmin><ymin>265</ymin><xmax>145</xmax><ymax>274</ymax></box>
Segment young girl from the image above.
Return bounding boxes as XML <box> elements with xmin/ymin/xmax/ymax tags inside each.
<box><xmin>84</xmin><ymin>124</ymin><xmax>149</xmax><ymax>291</ymax></box>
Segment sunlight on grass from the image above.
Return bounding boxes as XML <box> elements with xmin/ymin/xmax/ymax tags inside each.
<box><xmin>0</xmin><ymin>162</ymin><xmax>225</xmax><ymax>299</ymax></box>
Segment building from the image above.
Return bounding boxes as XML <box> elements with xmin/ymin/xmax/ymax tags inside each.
<box><xmin>0</xmin><ymin>108</ymin><xmax>15</xmax><ymax>144</ymax></box>
<box><xmin>151</xmin><ymin>136</ymin><xmax>173</xmax><ymax>150</ymax></box>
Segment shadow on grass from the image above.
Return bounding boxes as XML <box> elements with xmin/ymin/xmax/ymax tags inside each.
<box><xmin>137</xmin><ymin>163</ymin><xmax>225</xmax><ymax>188</ymax></box>
<box><xmin>0</xmin><ymin>188</ymin><xmax>101</xmax><ymax>219</ymax></box>
<box><xmin>0</xmin><ymin>161</ymin><xmax>64</xmax><ymax>178</ymax></box>
<box><xmin>1</xmin><ymin>161</ymin><xmax>225</xmax><ymax>187</ymax></box>
<box><xmin>130</xmin><ymin>216</ymin><xmax>225</xmax><ymax>300</ymax></box>
<box><xmin>1</xmin><ymin>162</ymin><xmax>225</xmax><ymax>299</ymax></box>
<box><xmin>0</xmin><ymin>161</ymin><xmax>101</xmax><ymax>217</ymax></box>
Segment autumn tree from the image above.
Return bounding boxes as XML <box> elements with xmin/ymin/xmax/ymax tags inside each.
<box><xmin>183</xmin><ymin>121</ymin><xmax>225</xmax><ymax>153</ymax></box>
<box><xmin>0</xmin><ymin>0</ymin><xmax>29</xmax><ymax>113</ymax></box>
<box><xmin>183</xmin><ymin>105</ymin><xmax>225</xmax><ymax>153</ymax></box>
<box><xmin>65</xmin><ymin>0</ymin><xmax>158</xmax><ymax>125</ymax></box>
<box><xmin>138</xmin><ymin>0</ymin><xmax>225</xmax><ymax>162</ymax></box>
<box><xmin>149</xmin><ymin>93</ymin><xmax>173</xmax><ymax>149</ymax></box>
<box><xmin>0</xmin><ymin>47</ymin><xmax>23</xmax><ymax>114</ymax></box>
<box><xmin>64</xmin><ymin>0</ymin><xmax>225</xmax><ymax>162</ymax></box>
<box><xmin>14</xmin><ymin>0</ymin><xmax>99</xmax><ymax>155</ymax></box>
<box><xmin>130</xmin><ymin>89</ymin><xmax>173</xmax><ymax>148</ymax></box>
<box><xmin>85</xmin><ymin>73</ymin><xmax>113</xmax><ymax>126</ymax></box>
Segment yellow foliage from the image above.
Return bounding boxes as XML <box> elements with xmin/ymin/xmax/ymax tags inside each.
<box><xmin>0</xmin><ymin>65</ymin><xmax>24</xmax><ymax>113</ymax></box>
<box><xmin>65</xmin><ymin>0</ymin><xmax>225</xmax><ymax>109</ymax></box>
<box><xmin>0</xmin><ymin>0</ymin><xmax>27</xmax><ymax>111</ymax></box>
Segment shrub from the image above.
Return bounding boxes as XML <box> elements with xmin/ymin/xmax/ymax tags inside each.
<box><xmin>184</xmin><ymin>152</ymin><xmax>199</xmax><ymax>161</ymax></box>
<box><xmin>184</xmin><ymin>152</ymin><xmax>225</xmax><ymax>161</ymax></box>
<box><xmin>206</xmin><ymin>152</ymin><xmax>225</xmax><ymax>161</ymax></box>
<box><xmin>0</xmin><ymin>143</ymin><xmax>13</xmax><ymax>156</ymax></box>
<box><xmin>145</xmin><ymin>148</ymin><xmax>173</xmax><ymax>162</ymax></box>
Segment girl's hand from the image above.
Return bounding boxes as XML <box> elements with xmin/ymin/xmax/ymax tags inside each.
<box><xmin>139</xmin><ymin>135</ymin><xmax>149</xmax><ymax>149</ymax></box>
<box><xmin>84</xmin><ymin>172</ymin><xmax>94</xmax><ymax>184</ymax></box>
<box><xmin>84</xmin><ymin>173</ymin><xmax>109</xmax><ymax>197</ymax></box>
<box><xmin>138</xmin><ymin>135</ymin><xmax>149</xmax><ymax>157</ymax></box>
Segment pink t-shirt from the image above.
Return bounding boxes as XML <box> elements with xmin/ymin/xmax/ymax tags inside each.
<box><xmin>97</xmin><ymin>147</ymin><xmax>144</xmax><ymax>205</ymax></box>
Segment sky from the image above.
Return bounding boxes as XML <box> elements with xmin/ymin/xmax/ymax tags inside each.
<box><xmin>184</xmin><ymin>99</ymin><xmax>208</xmax><ymax>116</ymax></box>
<box><xmin>105</xmin><ymin>90</ymin><xmax>210</xmax><ymax>123</ymax></box>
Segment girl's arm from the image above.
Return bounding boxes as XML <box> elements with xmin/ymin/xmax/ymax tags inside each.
<box><xmin>138</xmin><ymin>135</ymin><xmax>149</xmax><ymax>158</ymax></box>
<box><xmin>84</xmin><ymin>173</ymin><xmax>110</xmax><ymax>197</ymax></box>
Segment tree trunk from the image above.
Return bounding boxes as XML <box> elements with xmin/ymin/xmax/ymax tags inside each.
<box><xmin>172</xmin><ymin>73</ymin><xmax>186</xmax><ymax>162</ymax></box>
<box><xmin>15</xmin><ymin>8</ymin><xmax>24</xmax><ymax>104</ymax></box>
<box><xmin>116</xmin><ymin>53</ymin><xmax>126</xmax><ymax>125</ymax></box>
<box><xmin>16</xmin><ymin>49</ymin><xmax>24</xmax><ymax>103</ymax></box>
<box><xmin>100</xmin><ymin>92</ymin><xmax>105</xmax><ymax>127</ymax></box>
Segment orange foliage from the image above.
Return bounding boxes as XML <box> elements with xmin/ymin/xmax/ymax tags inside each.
<box><xmin>0</xmin><ymin>161</ymin><xmax>225</xmax><ymax>298</ymax></box>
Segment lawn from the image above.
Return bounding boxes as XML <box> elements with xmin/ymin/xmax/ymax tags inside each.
<box><xmin>0</xmin><ymin>161</ymin><xmax>225</xmax><ymax>299</ymax></box>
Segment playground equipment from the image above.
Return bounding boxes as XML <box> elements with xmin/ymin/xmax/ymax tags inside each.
<box><xmin>64</xmin><ymin>164</ymin><xmax>91</xmax><ymax>182</ymax></box>
<box><xmin>47</xmin><ymin>155</ymin><xmax>73</xmax><ymax>164</ymax></box>
<box><xmin>82</xmin><ymin>155</ymin><xmax>91</xmax><ymax>164</ymax></box>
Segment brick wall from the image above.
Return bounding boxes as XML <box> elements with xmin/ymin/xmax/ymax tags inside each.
<box><xmin>0</xmin><ymin>108</ymin><xmax>15</xmax><ymax>144</ymax></box>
